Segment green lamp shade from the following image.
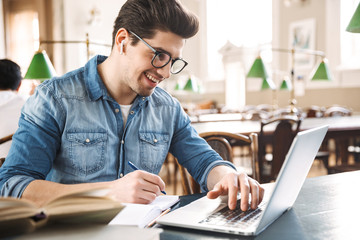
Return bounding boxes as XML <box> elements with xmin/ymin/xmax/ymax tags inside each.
<box><xmin>280</xmin><ymin>79</ymin><xmax>291</xmax><ymax>90</ymax></box>
<box><xmin>346</xmin><ymin>2</ymin><xmax>360</xmax><ymax>33</ymax></box>
<box><xmin>24</xmin><ymin>50</ymin><xmax>56</xmax><ymax>80</ymax></box>
<box><xmin>174</xmin><ymin>82</ymin><xmax>182</xmax><ymax>91</ymax></box>
<box><xmin>261</xmin><ymin>78</ymin><xmax>276</xmax><ymax>90</ymax></box>
<box><xmin>183</xmin><ymin>77</ymin><xmax>199</xmax><ymax>92</ymax></box>
<box><xmin>311</xmin><ymin>58</ymin><xmax>332</xmax><ymax>81</ymax></box>
<box><xmin>247</xmin><ymin>56</ymin><xmax>268</xmax><ymax>79</ymax></box>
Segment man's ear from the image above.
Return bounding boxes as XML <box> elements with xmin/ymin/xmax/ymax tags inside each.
<box><xmin>16</xmin><ymin>81</ymin><xmax>22</xmax><ymax>91</ymax></box>
<box><xmin>115</xmin><ymin>28</ymin><xmax>129</xmax><ymax>54</ymax></box>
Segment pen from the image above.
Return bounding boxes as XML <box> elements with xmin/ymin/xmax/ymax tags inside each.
<box><xmin>127</xmin><ymin>161</ymin><xmax>167</xmax><ymax>195</ymax></box>
<box><xmin>147</xmin><ymin>208</ymin><xmax>171</xmax><ymax>228</ymax></box>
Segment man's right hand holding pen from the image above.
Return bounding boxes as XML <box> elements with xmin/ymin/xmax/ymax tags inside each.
<box><xmin>105</xmin><ymin>161</ymin><xmax>166</xmax><ymax>204</ymax></box>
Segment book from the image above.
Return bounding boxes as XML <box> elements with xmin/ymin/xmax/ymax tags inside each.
<box><xmin>109</xmin><ymin>195</ymin><xmax>179</xmax><ymax>228</ymax></box>
<box><xmin>0</xmin><ymin>188</ymin><xmax>124</xmax><ymax>237</ymax></box>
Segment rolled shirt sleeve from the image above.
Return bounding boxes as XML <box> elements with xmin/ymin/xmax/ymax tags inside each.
<box><xmin>170</xmin><ymin>104</ymin><xmax>237</xmax><ymax>192</ymax></box>
<box><xmin>0</xmin><ymin>82</ymin><xmax>64</xmax><ymax>197</ymax></box>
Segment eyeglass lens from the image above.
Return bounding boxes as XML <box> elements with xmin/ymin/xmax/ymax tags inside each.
<box><xmin>152</xmin><ymin>53</ymin><xmax>186</xmax><ymax>74</ymax></box>
<box><xmin>152</xmin><ymin>52</ymin><xmax>171</xmax><ymax>68</ymax></box>
<box><xmin>171</xmin><ymin>59</ymin><xmax>186</xmax><ymax>74</ymax></box>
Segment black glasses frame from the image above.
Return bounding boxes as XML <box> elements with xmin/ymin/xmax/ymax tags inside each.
<box><xmin>128</xmin><ymin>30</ymin><xmax>188</xmax><ymax>74</ymax></box>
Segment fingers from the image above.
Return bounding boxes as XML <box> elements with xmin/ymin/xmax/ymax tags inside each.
<box><xmin>248</xmin><ymin>178</ymin><xmax>264</xmax><ymax>210</ymax></box>
<box><xmin>206</xmin><ymin>184</ymin><xmax>222</xmax><ymax>199</ymax></box>
<box><xmin>111</xmin><ymin>170</ymin><xmax>166</xmax><ymax>204</ymax></box>
<box><xmin>140</xmin><ymin>170</ymin><xmax>166</xmax><ymax>195</ymax></box>
<box><xmin>239</xmin><ymin>173</ymin><xmax>250</xmax><ymax>211</ymax></box>
<box><xmin>249</xmin><ymin>179</ymin><xmax>259</xmax><ymax>209</ymax></box>
<box><xmin>227</xmin><ymin>175</ymin><xmax>239</xmax><ymax>210</ymax></box>
<box><xmin>207</xmin><ymin>172</ymin><xmax>265</xmax><ymax>212</ymax></box>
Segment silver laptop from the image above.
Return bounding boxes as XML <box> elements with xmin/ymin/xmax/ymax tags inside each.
<box><xmin>157</xmin><ymin>125</ymin><xmax>329</xmax><ymax>236</ymax></box>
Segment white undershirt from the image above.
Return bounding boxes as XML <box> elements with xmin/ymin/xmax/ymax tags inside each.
<box><xmin>120</xmin><ymin>104</ymin><xmax>132</xmax><ymax>127</ymax></box>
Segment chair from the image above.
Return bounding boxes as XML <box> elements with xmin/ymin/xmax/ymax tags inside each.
<box><xmin>305</xmin><ymin>105</ymin><xmax>326</xmax><ymax>118</ymax></box>
<box><xmin>324</xmin><ymin>106</ymin><xmax>352</xmax><ymax>117</ymax></box>
<box><xmin>348</xmin><ymin>137</ymin><xmax>360</xmax><ymax>163</ymax></box>
<box><xmin>323</xmin><ymin>106</ymin><xmax>355</xmax><ymax>173</ymax></box>
<box><xmin>258</xmin><ymin>116</ymin><xmax>301</xmax><ymax>183</ymax></box>
<box><xmin>323</xmin><ymin>107</ymin><xmax>360</xmax><ymax>173</ymax></box>
<box><xmin>243</xmin><ymin>109</ymin><xmax>270</xmax><ymax>121</ymax></box>
<box><xmin>0</xmin><ymin>133</ymin><xmax>14</xmax><ymax>167</ymax></box>
<box><xmin>176</xmin><ymin>131</ymin><xmax>259</xmax><ymax>195</ymax></box>
<box><xmin>256</xmin><ymin>104</ymin><xmax>273</xmax><ymax>112</ymax></box>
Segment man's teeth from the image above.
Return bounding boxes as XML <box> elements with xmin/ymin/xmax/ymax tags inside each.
<box><xmin>146</xmin><ymin>73</ymin><xmax>159</xmax><ymax>83</ymax></box>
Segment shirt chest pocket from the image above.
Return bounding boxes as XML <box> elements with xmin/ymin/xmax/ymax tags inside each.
<box><xmin>65</xmin><ymin>131</ymin><xmax>107</xmax><ymax>176</ymax></box>
<box><xmin>138</xmin><ymin>132</ymin><xmax>170</xmax><ymax>173</ymax></box>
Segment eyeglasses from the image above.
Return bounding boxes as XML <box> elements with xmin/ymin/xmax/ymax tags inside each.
<box><xmin>129</xmin><ymin>31</ymin><xmax>188</xmax><ymax>74</ymax></box>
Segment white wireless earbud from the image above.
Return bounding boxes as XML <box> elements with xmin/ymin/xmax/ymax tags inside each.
<box><xmin>120</xmin><ymin>40</ymin><xmax>125</xmax><ymax>55</ymax></box>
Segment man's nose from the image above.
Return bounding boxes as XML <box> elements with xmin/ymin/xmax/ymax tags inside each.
<box><xmin>156</xmin><ymin>63</ymin><xmax>172</xmax><ymax>79</ymax></box>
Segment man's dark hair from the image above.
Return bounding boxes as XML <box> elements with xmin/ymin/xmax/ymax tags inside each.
<box><xmin>112</xmin><ymin>0</ymin><xmax>199</xmax><ymax>47</ymax></box>
<box><xmin>0</xmin><ymin>59</ymin><xmax>22</xmax><ymax>90</ymax></box>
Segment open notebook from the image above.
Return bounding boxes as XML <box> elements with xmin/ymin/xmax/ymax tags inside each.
<box><xmin>109</xmin><ymin>195</ymin><xmax>179</xmax><ymax>228</ymax></box>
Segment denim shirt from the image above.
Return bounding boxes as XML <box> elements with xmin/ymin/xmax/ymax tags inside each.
<box><xmin>0</xmin><ymin>55</ymin><xmax>235</xmax><ymax>197</ymax></box>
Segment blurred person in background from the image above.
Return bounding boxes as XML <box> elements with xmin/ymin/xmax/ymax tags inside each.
<box><xmin>0</xmin><ymin>59</ymin><xmax>26</xmax><ymax>157</ymax></box>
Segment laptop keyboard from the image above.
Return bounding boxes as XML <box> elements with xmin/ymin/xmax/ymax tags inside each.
<box><xmin>198</xmin><ymin>200</ymin><xmax>266</xmax><ymax>229</ymax></box>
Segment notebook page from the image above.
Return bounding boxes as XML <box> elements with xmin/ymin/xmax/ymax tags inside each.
<box><xmin>109</xmin><ymin>195</ymin><xmax>179</xmax><ymax>228</ymax></box>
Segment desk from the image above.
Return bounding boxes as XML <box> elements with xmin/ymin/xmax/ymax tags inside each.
<box><xmin>11</xmin><ymin>172</ymin><xmax>360</xmax><ymax>239</ymax></box>
<box><xmin>159</xmin><ymin>171</ymin><xmax>360</xmax><ymax>240</ymax></box>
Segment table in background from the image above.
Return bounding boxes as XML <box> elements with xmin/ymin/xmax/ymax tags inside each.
<box><xmin>191</xmin><ymin>115</ymin><xmax>360</xmax><ymax>136</ymax></box>
<box><xmin>159</xmin><ymin>171</ymin><xmax>360</xmax><ymax>240</ymax></box>
<box><xmin>192</xmin><ymin>115</ymin><xmax>360</xmax><ymax>164</ymax></box>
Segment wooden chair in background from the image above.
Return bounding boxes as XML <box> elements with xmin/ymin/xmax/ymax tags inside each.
<box><xmin>0</xmin><ymin>134</ymin><xmax>14</xmax><ymax>167</ymax></box>
<box><xmin>324</xmin><ymin>106</ymin><xmax>352</xmax><ymax>117</ymax></box>
<box><xmin>258</xmin><ymin>116</ymin><xmax>301</xmax><ymax>183</ymax></box>
<box><xmin>176</xmin><ymin>131</ymin><xmax>259</xmax><ymax>195</ymax></box>
<box><xmin>323</xmin><ymin>106</ymin><xmax>360</xmax><ymax>173</ymax></box>
<box><xmin>305</xmin><ymin>105</ymin><xmax>326</xmax><ymax>118</ymax></box>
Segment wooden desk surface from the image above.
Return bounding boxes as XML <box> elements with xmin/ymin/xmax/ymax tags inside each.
<box><xmin>159</xmin><ymin>171</ymin><xmax>360</xmax><ymax>240</ymax></box>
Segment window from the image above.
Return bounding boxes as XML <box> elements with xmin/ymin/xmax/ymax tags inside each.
<box><xmin>4</xmin><ymin>0</ymin><xmax>40</xmax><ymax>73</ymax></box>
<box><xmin>206</xmin><ymin>0</ymin><xmax>272</xmax><ymax>80</ymax></box>
<box><xmin>7</xmin><ymin>10</ymin><xmax>39</xmax><ymax>72</ymax></box>
<box><xmin>340</xmin><ymin>0</ymin><xmax>360</xmax><ymax>69</ymax></box>
<box><xmin>3</xmin><ymin>0</ymin><xmax>52</xmax><ymax>75</ymax></box>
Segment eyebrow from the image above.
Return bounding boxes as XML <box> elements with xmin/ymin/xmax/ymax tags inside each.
<box><xmin>129</xmin><ymin>30</ymin><xmax>181</xmax><ymax>60</ymax></box>
<box><xmin>153</xmin><ymin>47</ymin><xmax>172</xmax><ymax>56</ymax></box>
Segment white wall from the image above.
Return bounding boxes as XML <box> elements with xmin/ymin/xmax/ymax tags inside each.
<box><xmin>247</xmin><ymin>0</ymin><xmax>360</xmax><ymax>111</ymax></box>
<box><xmin>54</xmin><ymin>0</ymin><xmax>124</xmax><ymax>74</ymax></box>
<box><xmin>56</xmin><ymin>0</ymin><xmax>203</xmax><ymax>79</ymax></box>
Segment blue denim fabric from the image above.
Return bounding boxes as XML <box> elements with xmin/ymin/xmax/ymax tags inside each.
<box><xmin>0</xmin><ymin>55</ymin><xmax>235</xmax><ymax>197</ymax></box>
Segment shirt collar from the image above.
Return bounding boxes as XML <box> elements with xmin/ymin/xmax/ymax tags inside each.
<box><xmin>85</xmin><ymin>55</ymin><xmax>108</xmax><ymax>101</ymax></box>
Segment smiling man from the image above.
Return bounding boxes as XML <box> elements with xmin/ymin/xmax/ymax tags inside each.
<box><xmin>0</xmin><ymin>0</ymin><xmax>263</xmax><ymax>211</ymax></box>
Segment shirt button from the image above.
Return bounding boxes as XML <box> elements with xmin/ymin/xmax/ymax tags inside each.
<box><xmin>130</xmin><ymin>111</ymin><xmax>134</xmax><ymax>115</ymax></box>
<box><xmin>85</xmin><ymin>138</ymin><xmax>90</xmax><ymax>143</ymax></box>
<box><xmin>121</xmin><ymin>140</ymin><xmax>125</xmax><ymax>144</ymax></box>
<box><xmin>142</xmin><ymin>97</ymin><xmax>145</xmax><ymax>101</ymax></box>
<box><xmin>154</xmin><ymin>139</ymin><xmax>158</xmax><ymax>143</ymax></box>
<box><xmin>120</xmin><ymin>173</ymin><xmax>124</xmax><ymax>178</ymax></box>
<box><xmin>115</xmin><ymin>108</ymin><xmax>120</xmax><ymax>113</ymax></box>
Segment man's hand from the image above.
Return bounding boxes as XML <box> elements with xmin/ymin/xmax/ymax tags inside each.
<box><xmin>207</xmin><ymin>168</ymin><xmax>264</xmax><ymax>211</ymax></box>
<box><xmin>108</xmin><ymin>170</ymin><xmax>166</xmax><ymax>204</ymax></box>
